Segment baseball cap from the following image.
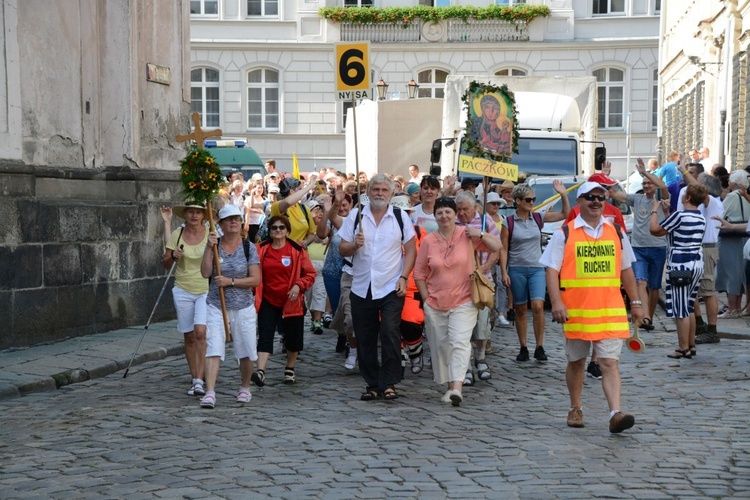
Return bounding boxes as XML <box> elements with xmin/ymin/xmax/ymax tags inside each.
<box><xmin>268</xmin><ymin>184</ymin><xmax>280</xmax><ymax>194</ymax></box>
<box><xmin>577</xmin><ymin>181</ymin><xmax>607</xmax><ymax>198</ymax></box>
<box><xmin>218</xmin><ymin>204</ymin><xmax>243</xmax><ymax>221</ymax></box>
<box><xmin>588</xmin><ymin>173</ymin><xmax>617</xmax><ymax>187</ymax></box>
<box><xmin>279</xmin><ymin>177</ymin><xmax>301</xmax><ymax>197</ymax></box>
<box><xmin>461</xmin><ymin>178</ymin><xmax>480</xmax><ymax>189</ymax></box>
<box><xmin>485</xmin><ymin>192</ymin><xmax>502</xmax><ymax>204</ymax></box>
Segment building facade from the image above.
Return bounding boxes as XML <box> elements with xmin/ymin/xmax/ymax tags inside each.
<box><xmin>190</xmin><ymin>0</ymin><xmax>660</xmax><ymax>178</ymax></box>
<box><xmin>660</xmin><ymin>0</ymin><xmax>750</xmax><ymax>170</ymax></box>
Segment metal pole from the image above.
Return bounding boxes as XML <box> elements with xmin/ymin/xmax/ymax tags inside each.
<box><xmin>352</xmin><ymin>95</ymin><xmax>362</xmax><ymax>226</ymax></box>
<box><xmin>625</xmin><ymin>112</ymin><xmax>632</xmax><ymax>183</ymax></box>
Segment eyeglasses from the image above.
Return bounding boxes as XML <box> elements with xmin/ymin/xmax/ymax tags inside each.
<box><xmin>269</xmin><ymin>225</ymin><xmax>287</xmax><ymax>231</ymax></box>
<box><xmin>222</xmin><ymin>216</ymin><xmax>242</xmax><ymax>222</ymax></box>
<box><xmin>520</xmin><ymin>197</ymin><xmax>536</xmax><ymax>203</ymax></box>
<box><xmin>582</xmin><ymin>194</ymin><xmax>606</xmax><ymax>202</ymax></box>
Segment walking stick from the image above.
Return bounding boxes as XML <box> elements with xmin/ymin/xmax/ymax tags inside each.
<box><xmin>123</xmin><ymin>245</ymin><xmax>182</xmax><ymax>378</ymax></box>
<box><xmin>206</xmin><ymin>199</ymin><xmax>232</xmax><ymax>342</ymax></box>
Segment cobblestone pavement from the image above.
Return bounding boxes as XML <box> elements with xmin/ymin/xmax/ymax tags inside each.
<box><xmin>1</xmin><ymin>311</ymin><xmax>749</xmax><ymax>499</ymax></box>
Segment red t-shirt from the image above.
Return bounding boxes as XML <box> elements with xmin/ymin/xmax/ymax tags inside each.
<box><xmin>261</xmin><ymin>242</ymin><xmax>294</xmax><ymax>308</ymax></box>
<box><xmin>564</xmin><ymin>203</ymin><xmax>625</xmax><ymax>227</ymax></box>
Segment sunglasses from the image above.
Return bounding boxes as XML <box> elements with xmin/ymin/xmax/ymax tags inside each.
<box><xmin>270</xmin><ymin>225</ymin><xmax>287</xmax><ymax>231</ymax></box>
<box><xmin>582</xmin><ymin>194</ymin><xmax>606</xmax><ymax>202</ymax></box>
<box><xmin>520</xmin><ymin>197</ymin><xmax>536</xmax><ymax>203</ymax></box>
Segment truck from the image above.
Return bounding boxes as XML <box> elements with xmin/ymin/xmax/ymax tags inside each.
<box><xmin>345</xmin><ymin>75</ymin><xmax>600</xmax><ymax>181</ymax></box>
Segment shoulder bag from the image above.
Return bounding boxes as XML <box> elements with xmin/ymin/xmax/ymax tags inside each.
<box><xmin>469</xmin><ymin>239</ymin><xmax>495</xmax><ymax>310</ymax></box>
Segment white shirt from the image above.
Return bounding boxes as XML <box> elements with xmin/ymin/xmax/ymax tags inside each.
<box><xmin>339</xmin><ymin>204</ymin><xmax>416</xmax><ymax>300</ymax></box>
<box><xmin>539</xmin><ymin>215</ymin><xmax>635</xmax><ymax>271</ymax></box>
<box><xmin>410</xmin><ymin>204</ymin><xmax>438</xmax><ymax>234</ymax></box>
<box><xmin>675</xmin><ymin>188</ymin><xmax>722</xmax><ymax>244</ymax></box>
<box><xmin>700</xmin><ymin>157</ymin><xmax>716</xmax><ymax>169</ymax></box>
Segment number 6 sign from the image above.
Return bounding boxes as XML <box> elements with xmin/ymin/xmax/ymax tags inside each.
<box><xmin>335</xmin><ymin>42</ymin><xmax>372</xmax><ymax>101</ymax></box>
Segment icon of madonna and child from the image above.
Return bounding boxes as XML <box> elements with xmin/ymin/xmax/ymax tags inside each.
<box><xmin>467</xmin><ymin>90</ymin><xmax>514</xmax><ymax>157</ymax></box>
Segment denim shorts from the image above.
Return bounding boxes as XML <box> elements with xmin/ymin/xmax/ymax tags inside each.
<box><xmin>507</xmin><ymin>266</ymin><xmax>547</xmax><ymax>305</ymax></box>
<box><xmin>632</xmin><ymin>246</ymin><xmax>667</xmax><ymax>290</ymax></box>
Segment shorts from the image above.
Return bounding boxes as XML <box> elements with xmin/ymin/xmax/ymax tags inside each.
<box><xmin>698</xmin><ymin>246</ymin><xmax>718</xmax><ymax>297</ymax></box>
<box><xmin>172</xmin><ymin>286</ymin><xmax>207</xmax><ymax>334</ymax></box>
<box><xmin>205</xmin><ymin>304</ymin><xmax>258</xmax><ymax>362</ymax></box>
<box><xmin>507</xmin><ymin>266</ymin><xmax>546</xmax><ymax>306</ymax></box>
<box><xmin>471</xmin><ymin>306</ymin><xmax>491</xmax><ymax>341</ymax></box>
<box><xmin>565</xmin><ymin>337</ymin><xmax>623</xmax><ymax>362</ymax></box>
<box><xmin>632</xmin><ymin>246</ymin><xmax>667</xmax><ymax>290</ymax></box>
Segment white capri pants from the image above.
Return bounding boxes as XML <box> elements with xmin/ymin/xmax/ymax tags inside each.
<box><xmin>172</xmin><ymin>286</ymin><xmax>207</xmax><ymax>334</ymax></box>
<box><xmin>205</xmin><ymin>303</ymin><xmax>258</xmax><ymax>362</ymax></box>
<box><xmin>305</xmin><ymin>259</ymin><xmax>326</xmax><ymax>313</ymax></box>
<box><xmin>424</xmin><ymin>301</ymin><xmax>478</xmax><ymax>385</ymax></box>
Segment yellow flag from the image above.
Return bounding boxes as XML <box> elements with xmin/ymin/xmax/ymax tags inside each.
<box><xmin>292</xmin><ymin>153</ymin><xmax>300</xmax><ymax>180</ymax></box>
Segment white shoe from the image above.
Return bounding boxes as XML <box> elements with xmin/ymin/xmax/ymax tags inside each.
<box><xmin>344</xmin><ymin>353</ymin><xmax>357</xmax><ymax>370</ymax></box>
<box><xmin>449</xmin><ymin>390</ymin><xmax>463</xmax><ymax>407</ymax></box>
<box><xmin>441</xmin><ymin>390</ymin><xmax>452</xmax><ymax>403</ymax></box>
<box><xmin>497</xmin><ymin>315</ymin><xmax>510</xmax><ymax>326</ymax></box>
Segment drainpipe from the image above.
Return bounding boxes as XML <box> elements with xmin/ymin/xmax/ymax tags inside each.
<box><xmin>719</xmin><ymin>110</ymin><xmax>726</xmax><ymax>166</ymax></box>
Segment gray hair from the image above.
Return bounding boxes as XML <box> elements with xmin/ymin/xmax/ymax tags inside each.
<box><xmin>367</xmin><ymin>173</ymin><xmax>394</xmax><ymax>193</ymax></box>
<box><xmin>455</xmin><ymin>190</ymin><xmax>476</xmax><ymax>206</ymax></box>
<box><xmin>512</xmin><ymin>184</ymin><xmax>534</xmax><ymax>201</ymax></box>
<box><xmin>698</xmin><ymin>173</ymin><xmax>722</xmax><ymax>198</ymax></box>
<box><xmin>729</xmin><ymin>169</ymin><xmax>749</xmax><ymax>188</ymax></box>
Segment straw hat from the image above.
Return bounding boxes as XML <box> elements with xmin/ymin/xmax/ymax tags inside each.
<box><xmin>390</xmin><ymin>195</ymin><xmax>415</xmax><ymax>211</ymax></box>
<box><xmin>173</xmin><ymin>204</ymin><xmax>209</xmax><ymax>219</ymax></box>
<box><xmin>497</xmin><ymin>180</ymin><xmax>515</xmax><ymax>193</ymax></box>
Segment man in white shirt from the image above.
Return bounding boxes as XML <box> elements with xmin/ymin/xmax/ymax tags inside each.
<box><xmin>408</xmin><ymin>164</ymin><xmax>421</xmax><ymax>184</ymax></box>
<box><xmin>339</xmin><ymin>174</ymin><xmax>417</xmax><ymax>401</ymax></box>
<box><xmin>699</xmin><ymin>147</ymin><xmax>716</xmax><ymax>169</ymax></box>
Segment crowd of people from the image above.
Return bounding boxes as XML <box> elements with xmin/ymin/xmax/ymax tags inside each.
<box><xmin>159</xmin><ymin>153</ymin><xmax>750</xmax><ymax>433</ymax></box>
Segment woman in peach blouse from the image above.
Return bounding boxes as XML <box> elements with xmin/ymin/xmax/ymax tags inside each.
<box><xmin>414</xmin><ymin>197</ymin><xmax>502</xmax><ymax>406</ymax></box>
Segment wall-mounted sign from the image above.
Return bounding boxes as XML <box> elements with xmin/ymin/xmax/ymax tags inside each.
<box><xmin>147</xmin><ymin>63</ymin><xmax>171</xmax><ymax>85</ymax></box>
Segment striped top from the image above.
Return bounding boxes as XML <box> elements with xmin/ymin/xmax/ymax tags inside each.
<box><xmin>660</xmin><ymin>210</ymin><xmax>706</xmax><ymax>265</ymax></box>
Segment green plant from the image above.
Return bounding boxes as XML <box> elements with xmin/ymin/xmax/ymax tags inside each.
<box><xmin>179</xmin><ymin>147</ymin><xmax>224</xmax><ymax>206</ymax></box>
<box><xmin>318</xmin><ymin>5</ymin><xmax>550</xmax><ymax>26</ymax></box>
<box><xmin>461</xmin><ymin>81</ymin><xmax>519</xmax><ymax>164</ymax></box>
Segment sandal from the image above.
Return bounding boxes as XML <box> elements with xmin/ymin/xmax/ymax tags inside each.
<box><xmin>640</xmin><ymin>317</ymin><xmax>655</xmax><ymax>331</ymax></box>
<box><xmin>383</xmin><ymin>386</ymin><xmax>398</xmax><ymax>400</ymax></box>
<box><xmin>476</xmin><ymin>359</ymin><xmax>492</xmax><ymax>381</ymax></box>
<box><xmin>251</xmin><ymin>369</ymin><xmax>265</xmax><ymax>387</ymax></box>
<box><xmin>284</xmin><ymin>367</ymin><xmax>296</xmax><ymax>385</ymax></box>
<box><xmin>689</xmin><ymin>344</ymin><xmax>697</xmax><ymax>357</ymax></box>
<box><xmin>200</xmin><ymin>393</ymin><xmax>215</xmax><ymax>409</ymax></box>
<box><xmin>464</xmin><ymin>370</ymin><xmax>475</xmax><ymax>386</ymax></box>
<box><xmin>236</xmin><ymin>387</ymin><xmax>252</xmax><ymax>404</ymax></box>
<box><xmin>667</xmin><ymin>349</ymin><xmax>692</xmax><ymax>359</ymax></box>
<box><xmin>360</xmin><ymin>388</ymin><xmax>382</xmax><ymax>401</ymax></box>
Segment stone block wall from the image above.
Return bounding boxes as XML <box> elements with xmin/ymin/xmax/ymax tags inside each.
<box><xmin>0</xmin><ymin>160</ymin><xmax>183</xmax><ymax>350</ymax></box>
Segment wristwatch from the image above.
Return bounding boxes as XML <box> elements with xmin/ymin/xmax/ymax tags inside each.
<box><xmin>231</xmin><ymin>278</ymin><xmax>235</xmax><ymax>287</ymax></box>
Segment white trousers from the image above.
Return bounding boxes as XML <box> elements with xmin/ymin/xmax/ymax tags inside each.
<box><xmin>424</xmin><ymin>301</ymin><xmax>478</xmax><ymax>385</ymax></box>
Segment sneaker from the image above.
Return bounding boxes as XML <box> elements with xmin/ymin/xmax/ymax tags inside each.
<box><xmin>312</xmin><ymin>320</ymin><xmax>324</xmax><ymax>335</ymax></box>
<box><xmin>463</xmin><ymin>370</ymin><xmax>475</xmax><ymax>386</ymax></box>
<box><xmin>335</xmin><ymin>335</ymin><xmax>348</xmax><ymax>353</ymax></box>
<box><xmin>497</xmin><ymin>314</ymin><xmax>510</xmax><ymax>326</ymax></box>
<box><xmin>534</xmin><ymin>346</ymin><xmax>548</xmax><ymax>362</ymax></box>
<box><xmin>449</xmin><ymin>390</ymin><xmax>463</xmax><ymax>407</ymax></box>
<box><xmin>441</xmin><ymin>390</ymin><xmax>452</xmax><ymax>403</ymax></box>
<box><xmin>193</xmin><ymin>380</ymin><xmax>206</xmax><ymax>396</ymax></box>
<box><xmin>586</xmin><ymin>361</ymin><xmax>603</xmax><ymax>380</ymax></box>
<box><xmin>200</xmin><ymin>393</ymin><xmax>215</xmax><ymax>409</ymax></box>
<box><xmin>236</xmin><ymin>387</ymin><xmax>252</xmax><ymax>404</ymax></box>
<box><xmin>718</xmin><ymin>309</ymin><xmax>741</xmax><ymax>319</ymax></box>
<box><xmin>410</xmin><ymin>355</ymin><xmax>424</xmax><ymax>375</ymax></box>
<box><xmin>609</xmin><ymin>411</ymin><xmax>635</xmax><ymax>434</ymax></box>
<box><xmin>516</xmin><ymin>346</ymin><xmax>530</xmax><ymax>362</ymax></box>
<box><xmin>345</xmin><ymin>350</ymin><xmax>357</xmax><ymax>371</ymax></box>
<box><xmin>567</xmin><ymin>407</ymin><xmax>584</xmax><ymax>428</ymax></box>
<box><xmin>695</xmin><ymin>331</ymin><xmax>720</xmax><ymax>344</ymax></box>
<box><xmin>322</xmin><ymin>313</ymin><xmax>333</xmax><ymax>328</ymax></box>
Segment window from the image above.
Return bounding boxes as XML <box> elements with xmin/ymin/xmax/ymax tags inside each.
<box><xmin>190</xmin><ymin>0</ymin><xmax>218</xmax><ymax>16</ymax></box>
<box><xmin>593</xmin><ymin>67</ymin><xmax>624</xmax><ymax>129</ymax></box>
<box><xmin>495</xmin><ymin>68</ymin><xmax>527</xmax><ymax>76</ymax></box>
<box><xmin>191</xmin><ymin>68</ymin><xmax>220</xmax><ymax>128</ymax></box>
<box><xmin>593</xmin><ymin>0</ymin><xmax>624</xmax><ymax>15</ymax></box>
<box><xmin>496</xmin><ymin>0</ymin><xmax>526</xmax><ymax>5</ymax></box>
<box><xmin>654</xmin><ymin>0</ymin><xmax>661</xmax><ymax>14</ymax></box>
<box><xmin>247</xmin><ymin>0</ymin><xmax>277</xmax><ymax>16</ymax></box>
<box><xmin>651</xmin><ymin>67</ymin><xmax>658</xmax><ymax>130</ymax></box>
<box><xmin>344</xmin><ymin>0</ymin><xmax>373</xmax><ymax>6</ymax></box>
<box><xmin>247</xmin><ymin>68</ymin><xmax>279</xmax><ymax>131</ymax></box>
<box><xmin>417</xmin><ymin>69</ymin><xmax>449</xmax><ymax>98</ymax></box>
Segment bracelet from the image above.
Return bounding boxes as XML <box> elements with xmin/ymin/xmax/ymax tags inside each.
<box><xmin>480</xmin><ymin>231</ymin><xmax>485</xmax><ymax>239</ymax></box>
<box><xmin>399</xmin><ymin>276</ymin><xmax>408</xmax><ymax>281</ymax></box>
<box><xmin>650</xmin><ymin>211</ymin><xmax>657</xmax><ymax>214</ymax></box>
<box><xmin>630</xmin><ymin>300</ymin><xmax>643</xmax><ymax>306</ymax></box>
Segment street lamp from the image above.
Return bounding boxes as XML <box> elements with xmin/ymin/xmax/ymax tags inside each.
<box><xmin>407</xmin><ymin>79</ymin><xmax>419</xmax><ymax>99</ymax></box>
<box><xmin>376</xmin><ymin>79</ymin><xmax>389</xmax><ymax>100</ymax></box>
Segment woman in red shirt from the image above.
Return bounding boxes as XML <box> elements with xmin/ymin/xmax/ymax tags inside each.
<box><xmin>252</xmin><ymin>215</ymin><xmax>316</xmax><ymax>386</ymax></box>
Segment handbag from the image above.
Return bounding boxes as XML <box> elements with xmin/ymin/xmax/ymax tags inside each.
<box><xmin>469</xmin><ymin>240</ymin><xmax>495</xmax><ymax>310</ymax></box>
<box><xmin>667</xmin><ymin>268</ymin><xmax>692</xmax><ymax>287</ymax></box>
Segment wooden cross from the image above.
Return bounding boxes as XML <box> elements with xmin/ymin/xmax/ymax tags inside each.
<box><xmin>175</xmin><ymin>112</ymin><xmax>222</xmax><ymax>149</ymax></box>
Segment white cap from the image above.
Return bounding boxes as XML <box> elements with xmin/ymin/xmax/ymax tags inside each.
<box><xmin>485</xmin><ymin>192</ymin><xmax>502</xmax><ymax>204</ymax></box>
<box><xmin>306</xmin><ymin>199</ymin><xmax>320</xmax><ymax>210</ymax></box>
<box><xmin>577</xmin><ymin>181</ymin><xmax>607</xmax><ymax>198</ymax></box>
<box><xmin>218</xmin><ymin>204</ymin><xmax>243</xmax><ymax>221</ymax></box>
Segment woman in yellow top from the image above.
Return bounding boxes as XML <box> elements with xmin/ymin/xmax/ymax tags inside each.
<box><xmin>162</xmin><ymin>204</ymin><xmax>210</xmax><ymax>397</ymax></box>
<box><xmin>270</xmin><ymin>174</ymin><xmax>320</xmax><ymax>245</ymax></box>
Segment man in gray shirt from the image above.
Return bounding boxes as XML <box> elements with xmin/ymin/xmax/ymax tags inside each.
<box><xmin>609</xmin><ymin>158</ymin><xmax>669</xmax><ymax>330</ymax></box>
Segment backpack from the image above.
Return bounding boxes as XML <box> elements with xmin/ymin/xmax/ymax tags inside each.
<box><xmin>561</xmin><ymin>222</ymin><xmax>624</xmax><ymax>248</ymax></box>
<box><xmin>342</xmin><ymin>206</ymin><xmax>406</xmax><ymax>268</ymax></box>
<box><xmin>506</xmin><ymin>211</ymin><xmax>543</xmax><ymax>246</ymax></box>
<box><xmin>256</xmin><ymin>202</ymin><xmax>309</xmax><ymax>243</ymax></box>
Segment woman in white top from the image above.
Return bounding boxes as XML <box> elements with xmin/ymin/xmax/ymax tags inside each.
<box><xmin>244</xmin><ymin>182</ymin><xmax>267</xmax><ymax>242</ymax></box>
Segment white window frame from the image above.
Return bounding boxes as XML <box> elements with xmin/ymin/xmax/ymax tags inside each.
<box><xmin>416</xmin><ymin>67</ymin><xmax>451</xmax><ymax>99</ymax></box>
<box><xmin>246</xmin><ymin>0</ymin><xmax>279</xmax><ymax>17</ymax></box>
<box><xmin>495</xmin><ymin>0</ymin><xmax>526</xmax><ymax>6</ymax></box>
<box><xmin>246</xmin><ymin>68</ymin><xmax>280</xmax><ymax>132</ymax></box>
<box><xmin>190</xmin><ymin>67</ymin><xmax>221</xmax><ymax>129</ymax></box>
<box><xmin>344</xmin><ymin>0</ymin><xmax>373</xmax><ymax>7</ymax></box>
<box><xmin>653</xmin><ymin>0</ymin><xmax>661</xmax><ymax>15</ymax></box>
<box><xmin>592</xmin><ymin>0</ymin><xmax>625</xmax><ymax>16</ymax></box>
<box><xmin>190</xmin><ymin>0</ymin><xmax>219</xmax><ymax>17</ymax></box>
<box><xmin>593</xmin><ymin>66</ymin><xmax>626</xmax><ymax>130</ymax></box>
<box><xmin>650</xmin><ymin>66</ymin><xmax>658</xmax><ymax>131</ymax></box>
<box><xmin>494</xmin><ymin>68</ymin><xmax>528</xmax><ymax>77</ymax></box>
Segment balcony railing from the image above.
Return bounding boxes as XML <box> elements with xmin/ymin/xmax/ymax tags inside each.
<box><xmin>338</xmin><ymin>19</ymin><xmax>529</xmax><ymax>43</ymax></box>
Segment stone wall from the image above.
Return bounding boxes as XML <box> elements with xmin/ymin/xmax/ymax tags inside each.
<box><xmin>0</xmin><ymin>161</ymin><xmax>182</xmax><ymax>349</ymax></box>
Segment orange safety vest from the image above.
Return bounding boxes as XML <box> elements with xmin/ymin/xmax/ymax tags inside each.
<box><xmin>401</xmin><ymin>226</ymin><xmax>425</xmax><ymax>325</ymax></box>
<box><xmin>559</xmin><ymin>221</ymin><xmax>629</xmax><ymax>341</ymax></box>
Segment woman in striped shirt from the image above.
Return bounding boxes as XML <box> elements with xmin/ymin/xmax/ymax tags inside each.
<box><xmin>650</xmin><ymin>184</ymin><xmax>708</xmax><ymax>359</ymax></box>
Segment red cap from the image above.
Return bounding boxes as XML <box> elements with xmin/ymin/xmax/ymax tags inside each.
<box><xmin>588</xmin><ymin>173</ymin><xmax>617</xmax><ymax>186</ymax></box>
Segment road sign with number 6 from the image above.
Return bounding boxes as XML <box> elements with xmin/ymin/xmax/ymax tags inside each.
<box><xmin>335</xmin><ymin>42</ymin><xmax>371</xmax><ymax>100</ymax></box>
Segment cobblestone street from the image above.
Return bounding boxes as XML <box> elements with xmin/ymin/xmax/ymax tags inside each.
<box><xmin>1</xmin><ymin>311</ymin><xmax>749</xmax><ymax>498</ymax></box>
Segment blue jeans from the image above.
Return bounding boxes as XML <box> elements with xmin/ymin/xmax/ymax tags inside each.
<box><xmin>632</xmin><ymin>246</ymin><xmax>667</xmax><ymax>290</ymax></box>
<box><xmin>507</xmin><ymin>266</ymin><xmax>547</xmax><ymax>306</ymax></box>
